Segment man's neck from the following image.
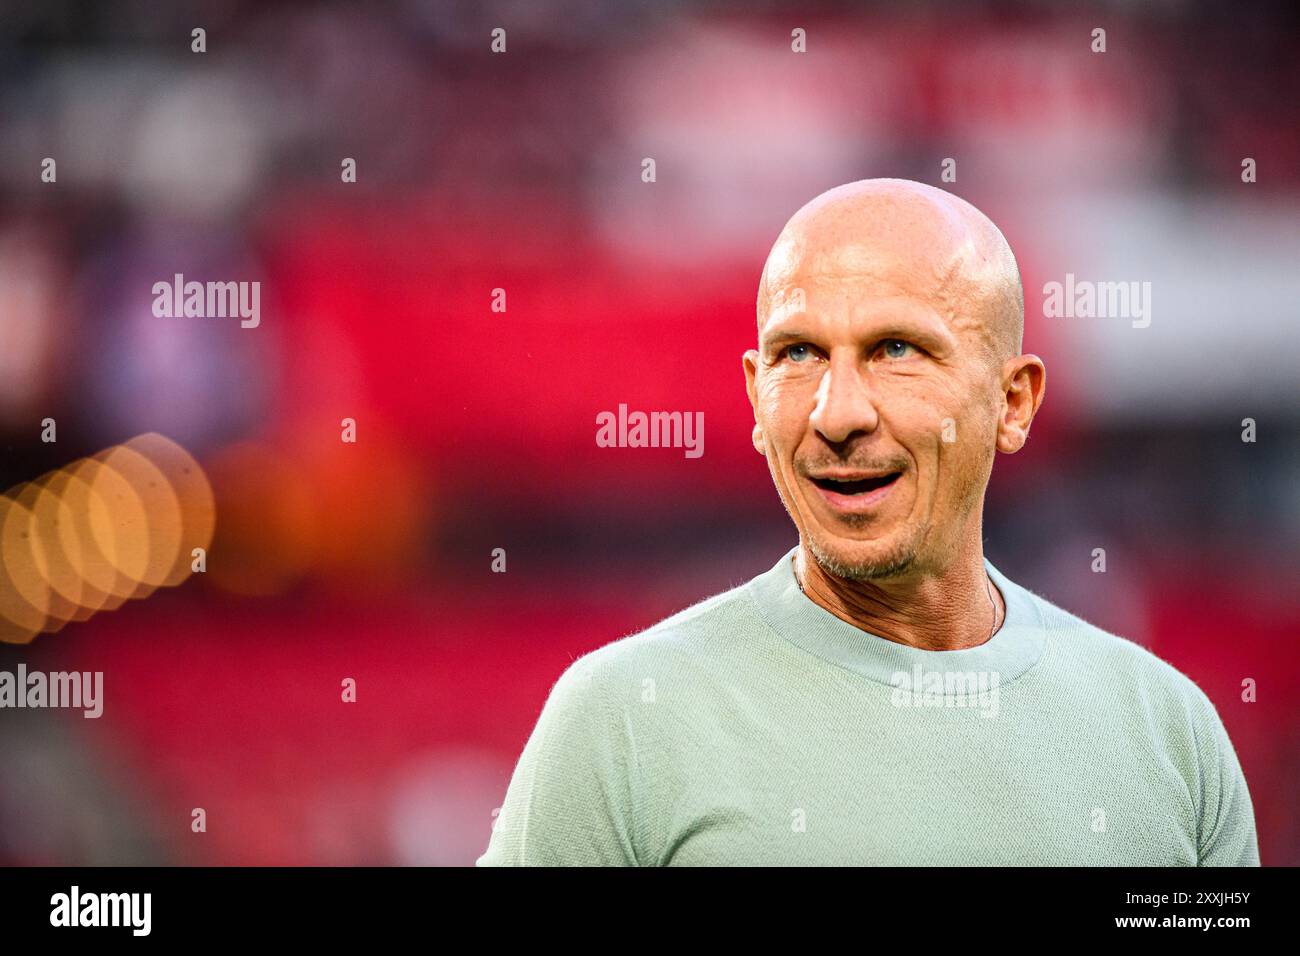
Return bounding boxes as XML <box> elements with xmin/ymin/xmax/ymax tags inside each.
<box><xmin>793</xmin><ymin>543</ymin><xmax>1005</xmax><ymax>651</ymax></box>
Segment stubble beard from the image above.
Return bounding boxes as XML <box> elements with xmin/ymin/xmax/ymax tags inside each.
<box><xmin>805</xmin><ymin>526</ymin><xmax>922</xmax><ymax>581</ymax></box>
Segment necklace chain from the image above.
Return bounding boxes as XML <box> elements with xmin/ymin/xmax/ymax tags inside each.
<box><xmin>984</xmin><ymin>570</ymin><xmax>1000</xmax><ymax>643</ymax></box>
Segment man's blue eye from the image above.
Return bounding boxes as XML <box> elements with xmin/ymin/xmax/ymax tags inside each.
<box><xmin>883</xmin><ymin>339</ymin><xmax>914</xmax><ymax>359</ymax></box>
<box><xmin>787</xmin><ymin>344</ymin><xmax>813</xmax><ymax>362</ymax></box>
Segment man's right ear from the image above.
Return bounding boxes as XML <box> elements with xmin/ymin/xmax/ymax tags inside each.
<box><xmin>742</xmin><ymin>350</ymin><xmax>765</xmax><ymax>456</ymax></box>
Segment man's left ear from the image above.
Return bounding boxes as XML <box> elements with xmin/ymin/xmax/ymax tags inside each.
<box><xmin>995</xmin><ymin>354</ymin><xmax>1046</xmax><ymax>454</ymax></box>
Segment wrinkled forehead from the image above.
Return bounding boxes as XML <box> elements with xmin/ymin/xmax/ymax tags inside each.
<box><xmin>759</xmin><ymin>237</ymin><xmax>985</xmax><ymax>340</ymax></box>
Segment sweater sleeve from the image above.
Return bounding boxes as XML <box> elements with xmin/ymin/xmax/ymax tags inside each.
<box><xmin>476</xmin><ymin>655</ymin><xmax>639</xmax><ymax>866</ymax></box>
<box><xmin>1193</xmin><ymin>692</ymin><xmax>1260</xmax><ymax>866</ymax></box>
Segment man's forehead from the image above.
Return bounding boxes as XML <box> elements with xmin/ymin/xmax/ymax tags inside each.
<box><xmin>759</xmin><ymin>283</ymin><xmax>959</xmax><ymax>345</ymax></box>
<box><xmin>764</xmin><ymin>225</ymin><xmax>976</xmax><ymax>295</ymax></box>
<box><xmin>765</xmin><ymin>278</ymin><xmax>929</xmax><ymax>314</ymax></box>
<box><xmin>763</xmin><ymin>231</ymin><xmax>953</xmax><ymax>281</ymax></box>
<box><xmin>759</xmin><ymin>247</ymin><xmax>976</xmax><ymax>336</ymax></box>
<box><xmin>764</xmin><ymin>264</ymin><xmax>927</xmax><ymax>308</ymax></box>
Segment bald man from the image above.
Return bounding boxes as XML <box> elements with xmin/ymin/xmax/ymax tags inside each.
<box><xmin>477</xmin><ymin>179</ymin><xmax>1259</xmax><ymax>867</ymax></box>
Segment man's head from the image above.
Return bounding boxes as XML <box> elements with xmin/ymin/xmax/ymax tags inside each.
<box><xmin>743</xmin><ymin>178</ymin><xmax>1046</xmax><ymax>581</ymax></box>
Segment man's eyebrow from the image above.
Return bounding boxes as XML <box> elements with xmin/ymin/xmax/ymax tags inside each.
<box><xmin>761</xmin><ymin>320</ymin><xmax>954</xmax><ymax>352</ymax></box>
<box><xmin>759</xmin><ymin>328</ymin><xmax>812</xmax><ymax>349</ymax></box>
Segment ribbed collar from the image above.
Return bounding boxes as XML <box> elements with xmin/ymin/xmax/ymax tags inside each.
<box><xmin>746</xmin><ymin>546</ymin><xmax>1047</xmax><ymax>688</ymax></box>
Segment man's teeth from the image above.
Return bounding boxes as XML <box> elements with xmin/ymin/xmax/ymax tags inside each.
<box><xmin>813</xmin><ymin>473</ymin><xmax>898</xmax><ymax>494</ymax></box>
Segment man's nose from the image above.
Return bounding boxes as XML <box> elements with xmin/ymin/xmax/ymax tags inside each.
<box><xmin>808</xmin><ymin>355</ymin><xmax>880</xmax><ymax>444</ymax></box>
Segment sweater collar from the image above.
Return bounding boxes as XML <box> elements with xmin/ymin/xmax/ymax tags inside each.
<box><xmin>747</xmin><ymin>545</ymin><xmax>1047</xmax><ymax>688</ymax></box>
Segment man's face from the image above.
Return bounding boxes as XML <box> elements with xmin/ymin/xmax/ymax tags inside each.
<box><xmin>744</xmin><ymin>253</ymin><xmax>1003</xmax><ymax>580</ymax></box>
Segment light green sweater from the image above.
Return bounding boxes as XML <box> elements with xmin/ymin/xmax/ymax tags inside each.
<box><xmin>477</xmin><ymin>547</ymin><xmax>1260</xmax><ymax>866</ymax></box>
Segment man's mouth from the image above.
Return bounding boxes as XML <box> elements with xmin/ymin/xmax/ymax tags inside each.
<box><xmin>807</xmin><ymin>471</ymin><xmax>902</xmax><ymax>496</ymax></box>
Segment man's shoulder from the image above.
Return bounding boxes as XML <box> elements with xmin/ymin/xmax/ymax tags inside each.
<box><xmin>563</xmin><ymin>574</ymin><xmax>766</xmax><ymax>687</ymax></box>
<box><xmin>1023</xmin><ymin>581</ymin><xmax>1218</xmax><ymax>715</ymax></box>
<box><xmin>1017</xmin><ymin>577</ymin><xmax>1256</xmax><ymax>864</ymax></box>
